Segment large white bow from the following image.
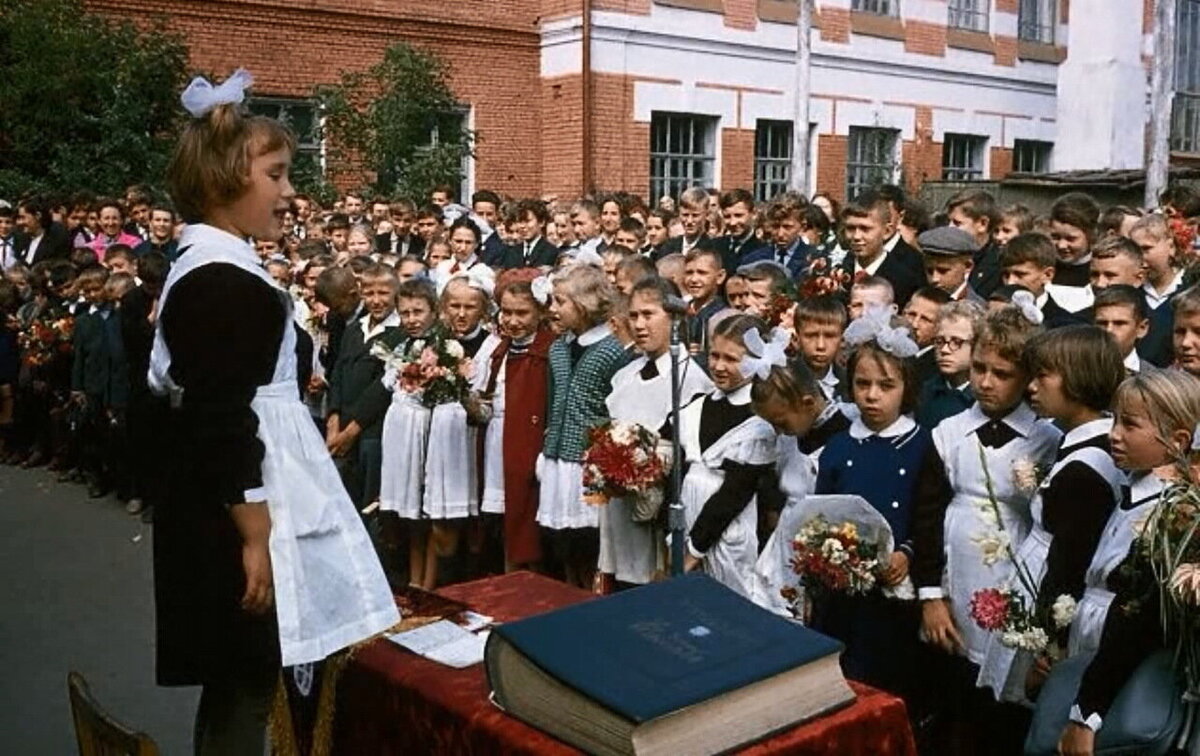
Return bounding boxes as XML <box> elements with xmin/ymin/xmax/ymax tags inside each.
<box><xmin>180</xmin><ymin>68</ymin><xmax>253</xmax><ymax>118</ymax></box>
<box><xmin>740</xmin><ymin>327</ymin><xmax>791</xmax><ymax>380</ymax></box>
<box><xmin>1010</xmin><ymin>290</ymin><xmax>1044</xmax><ymax>325</ymax></box>
<box><xmin>439</xmin><ymin>264</ymin><xmax>496</xmax><ymax>298</ymax></box>
<box><xmin>530</xmin><ymin>275</ymin><xmax>553</xmax><ymax>306</ymax></box>
<box><xmin>843</xmin><ymin>304</ymin><xmax>920</xmax><ymax>358</ymax></box>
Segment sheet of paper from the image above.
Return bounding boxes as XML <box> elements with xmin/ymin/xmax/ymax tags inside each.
<box><xmin>458</xmin><ymin>610</ymin><xmax>494</xmax><ymax>633</ymax></box>
<box><xmin>387</xmin><ymin>620</ymin><xmax>488</xmax><ymax>668</ymax></box>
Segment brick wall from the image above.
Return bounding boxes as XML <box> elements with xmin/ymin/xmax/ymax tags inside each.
<box><xmin>721</xmin><ymin>128</ymin><xmax>757</xmax><ymax>191</ymax></box>
<box><xmin>724</xmin><ymin>0</ymin><xmax>758</xmax><ymax>30</ymax></box>
<box><xmin>542</xmin><ymin>75</ymin><xmax>586</xmax><ymax>199</ymax></box>
<box><xmin>819</xmin><ymin>6</ymin><xmax>851</xmax><ymax>42</ymax></box>
<box><xmin>815</xmin><ymin>134</ymin><xmax>849</xmax><ymax>202</ymax></box>
<box><xmin>905</xmin><ymin>20</ymin><xmax>948</xmax><ymax>57</ymax></box>
<box><xmin>990</xmin><ymin>146</ymin><xmax>1015</xmax><ymax>179</ymax></box>
<box><xmin>86</xmin><ymin>0</ymin><xmax>543</xmax><ymax>197</ymax></box>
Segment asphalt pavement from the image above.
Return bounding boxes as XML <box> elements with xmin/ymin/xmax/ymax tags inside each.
<box><xmin>0</xmin><ymin>464</ymin><xmax>197</xmax><ymax>754</ymax></box>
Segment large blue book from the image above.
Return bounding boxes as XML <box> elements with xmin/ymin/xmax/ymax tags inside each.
<box><xmin>485</xmin><ymin>574</ymin><xmax>855</xmax><ymax>756</ymax></box>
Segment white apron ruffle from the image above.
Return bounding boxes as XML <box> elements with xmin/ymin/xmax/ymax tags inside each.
<box><xmin>379</xmin><ymin>391</ymin><xmax>430</xmax><ymax>519</ymax></box>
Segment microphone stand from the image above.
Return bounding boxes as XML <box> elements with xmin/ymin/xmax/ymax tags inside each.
<box><xmin>668</xmin><ymin>312</ymin><xmax>685</xmax><ymax>577</ymax></box>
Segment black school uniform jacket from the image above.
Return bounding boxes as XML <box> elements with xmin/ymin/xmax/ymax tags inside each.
<box><xmin>498</xmin><ymin>237</ymin><xmax>558</xmax><ymax>269</ymax></box>
<box><xmin>840</xmin><ymin>243</ymin><xmax>926</xmax><ymax>308</ymax></box>
<box><xmin>1042</xmin><ymin>294</ymin><xmax>1084</xmax><ymax>329</ymax></box>
<box><xmin>71</xmin><ymin>306</ymin><xmax>128</xmax><ymax>408</ymax></box>
<box><xmin>654</xmin><ymin>234</ymin><xmax>719</xmax><ymax>262</ymax></box>
<box><xmin>717</xmin><ymin>232</ymin><xmax>768</xmax><ymax>274</ymax></box>
<box><xmin>326</xmin><ymin>317</ymin><xmax>405</xmax><ymax>441</ymax></box>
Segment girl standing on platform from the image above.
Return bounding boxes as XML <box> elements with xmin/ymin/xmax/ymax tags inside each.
<box><xmin>539</xmin><ymin>265</ymin><xmax>631</xmax><ymax>588</ymax></box>
<box><xmin>1053</xmin><ymin>370</ymin><xmax>1200</xmax><ymax>755</ymax></box>
<box><xmin>152</xmin><ymin>69</ymin><xmax>397</xmax><ymax>755</ymax></box>
<box><xmin>600</xmin><ymin>277</ymin><xmax>713</xmax><ymax>589</ymax></box>
<box><xmin>423</xmin><ymin>271</ymin><xmax>501</xmax><ymax>587</ymax></box>
<box><xmin>378</xmin><ymin>278</ymin><xmax>439</xmax><ymax>585</ymax></box>
<box><xmin>812</xmin><ymin>307</ymin><xmax>930</xmax><ymax>699</ymax></box>
<box><xmin>977</xmin><ymin>325</ymin><xmax>1126</xmax><ymax>704</ymax></box>
<box><xmin>679</xmin><ymin>314</ymin><xmax>780</xmax><ymax>597</ymax></box>
<box><xmin>478</xmin><ymin>270</ymin><xmax>555</xmax><ymax>572</ymax></box>
<box><xmin>910</xmin><ymin>307</ymin><xmax>1061</xmax><ymax>754</ymax></box>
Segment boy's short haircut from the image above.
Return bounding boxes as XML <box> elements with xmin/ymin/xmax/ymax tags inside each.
<box><xmin>265</xmin><ymin>259</ymin><xmax>291</xmax><ymax>281</ymax></box>
<box><xmin>104</xmin><ymin>244</ymin><xmax>135</xmax><ymax>264</ymax></box>
<box><xmin>646</xmin><ymin>207</ymin><xmax>674</xmax><ymax>226</ymax></box>
<box><xmin>901</xmin><ymin>199</ymin><xmax>933</xmax><ymax>235</ymax></box>
<box><xmin>295</xmin><ymin>239</ymin><xmax>328</xmax><ymax>261</ymax></box>
<box><xmin>655</xmin><ymin>252</ymin><xmax>686</xmax><ymax>281</ymax></box>
<box><xmin>945</xmin><ymin>189</ymin><xmax>999</xmax><ymax>228</ymax></box>
<box><xmin>432</xmin><ymin>183</ymin><xmax>456</xmax><ymax>202</ymax></box>
<box><xmin>125</xmin><ymin>185</ymin><xmax>152</xmax><ymax>207</ymax></box>
<box><xmin>841</xmin><ymin>190</ymin><xmax>892</xmax><ymax>224</ymax></box>
<box><xmin>149</xmin><ymin>202</ymin><xmax>175</xmax><ymax>219</ymax></box>
<box><xmin>603</xmin><ymin>244</ymin><xmax>636</xmax><ymax>261</ymax></box>
<box><xmin>1093</xmin><ymin>283</ymin><xmax>1149</xmax><ymax>323</ymax></box>
<box><xmin>850</xmin><ymin>274</ymin><xmax>895</xmax><ymax>302</ymax></box>
<box><xmin>1025</xmin><ymin>324</ymin><xmax>1124</xmax><ymax>411</ymax></box>
<box><xmin>571</xmin><ymin>198</ymin><xmax>600</xmax><ymax>220</ymax></box>
<box><xmin>416</xmin><ymin>204</ymin><xmax>445</xmax><ymax>222</ymax></box>
<box><xmin>794</xmin><ymin>295</ymin><xmax>848</xmax><ymax>329</ymax></box>
<box><xmin>938</xmin><ymin>299</ymin><xmax>985</xmax><ymax>330</ymax></box>
<box><xmin>1000</xmin><ymin>204</ymin><xmax>1035</xmax><ymax>234</ymax></box>
<box><xmin>678</xmin><ymin>186</ymin><xmax>710</xmax><ymax>212</ymax></box>
<box><xmin>0</xmin><ymin>205</ymin><xmax>13</xmax><ymax>219</ymax></box>
<box><xmin>472</xmin><ymin>190</ymin><xmax>501</xmax><ymax>208</ymax></box>
<box><xmin>397</xmin><ymin>277</ymin><xmax>438</xmax><ymax>310</ymax></box>
<box><xmin>397</xmin><ymin>254</ymin><xmax>427</xmax><ymax>270</ymax></box>
<box><xmin>1098</xmin><ymin>205</ymin><xmax>1142</xmax><ymax>236</ymax></box>
<box><xmin>326</xmin><ymin>213</ymin><xmax>351</xmax><ymax>232</ymax></box>
<box><xmin>739</xmin><ymin>260</ymin><xmax>789</xmax><ymax>293</ymax></box>
<box><xmin>912</xmin><ymin>285</ymin><xmax>952</xmax><ymax>306</ymax></box>
<box><xmin>1091</xmin><ymin>234</ymin><xmax>1144</xmax><ymax>265</ymax></box>
<box><xmin>616</xmin><ymin>254</ymin><xmax>657</xmax><ymax>284</ymax></box>
<box><xmin>138</xmin><ymin>251</ymin><xmax>170</xmax><ymax>288</ymax></box>
<box><xmin>389</xmin><ymin>198</ymin><xmax>416</xmax><ymax>217</ymax></box>
<box><xmin>875</xmin><ymin>183</ymin><xmax>907</xmax><ymax>210</ymax></box>
<box><xmin>314</xmin><ymin>266</ymin><xmax>358</xmax><ymax>305</ymax></box>
<box><xmin>1174</xmin><ymin>284</ymin><xmax>1200</xmax><ymax>318</ymax></box>
<box><xmin>358</xmin><ymin>262</ymin><xmax>399</xmax><ymax>289</ymax></box>
<box><xmin>803</xmin><ymin>204</ymin><xmax>831</xmax><ymax>235</ymax></box>
<box><xmin>70</xmin><ymin>247</ymin><xmax>99</xmax><ymax>270</ymax></box>
<box><xmin>347</xmin><ymin>256</ymin><xmax>377</xmax><ymax>275</ymax></box>
<box><xmin>618</xmin><ymin>216</ymin><xmax>646</xmax><ymax>239</ymax></box>
<box><xmin>76</xmin><ymin>265</ymin><xmax>110</xmax><ymax>288</ymax></box>
<box><xmin>1129</xmin><ymin>213</ymin><xmax>1170</xmax><ymax>243</ymax></box>
<box><xmin>106</xmin><ymin>272</ymin><xmax>136</xmax><ymax>298</ymax></box>
<box><xmin>343</xmin><ymin>189</ymin><xmax>364</xmax><ymax>202</ymax></box>
<box><xmin>999</xmin><ymin>232</ymin><xmax>1057</xmax><ymax>269</ymax></box>
<box><xmin>719</xmin><ymin>188</ymin><xmax>755</xmax><ymax>212</ymax></box>
<box><xmin>766</xmin><ymin>198</ymin><xmax>806</xmax><ymax>225</ymax></box>
<box><xmin>1160</xmin><ymin>184</ymin><xmax>1200</xmax><ymax>218</ymax></box>
<box><xmin>517</xmin><ymin>198</ymin><xmax>551</xmax><ymax>225</ymax></box>
<box><xmin>1049</xmin><ymin>192</ymin><xmax>1101</xmax><ymax>239</ymax></box>
<box><xmin>683</xmin><ymin>246</ymin><xmax>723</xmax><ymax>268</ymax></box>
<box><xmin>975</xmin><ymin>306</ymin><xmax>1042</xmax><ymax>364</ymax></box>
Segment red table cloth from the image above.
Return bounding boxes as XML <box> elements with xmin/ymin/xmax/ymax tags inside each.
<box><xmin>332</xmin><ymin>572</ymin><xmax>917</xmax><ymax>755</ymax></box>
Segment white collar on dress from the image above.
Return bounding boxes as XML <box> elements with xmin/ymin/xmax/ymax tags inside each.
<box><xmin>849</xmin><ymin>413</ymin><xmax>916</xmax><ymax>440</ymax></box>
<box><xmin>576</xmin><ymin>322</ymin><xmax>611</xmax><ymax>347</ymax></box>
<box><xmin>964</xmin><ymin>401</ymin><xmax>1038</xmax><ymax>438</ymax></box>
<box><xmin>1128</xmin><ymin>470</ymin><xmax>1167</xmax><ymax>505</ymax></box>
<box><xmin>712</xmin><ymin>382</ymin><xmax>753</xmax><ymax>405</ymax></box>
<box><xmin>1062</xmin><ymin>415</ymin><xmax>1114</xmax><ymax>448</ymax></box>
<box><xmin>360</xmin><ymin>309</ymin><xmax>401</xmax><ymax>339</ymax></box>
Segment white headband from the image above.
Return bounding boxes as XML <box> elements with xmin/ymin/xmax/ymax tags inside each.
<box><xmin>181</xmin><ymin>68</ymin><xmax>253</xmax><ymax>118</ymax></box>
<box><xmin>1010</xmin><ymin>290</ymin><xmax>1044</xmax><ymax>325</ymax></box>
<box><xmin>843</xmin><ymin>304</ymin><xmax>920</xmax><ymax>359</ymax></box>
<box><xmin>740</xmin><ymin>327</ymin><xmax>791</xmax><ymax>380</ymax></box>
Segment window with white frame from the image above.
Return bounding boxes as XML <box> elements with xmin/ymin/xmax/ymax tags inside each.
<box><xmin>650</xmin><ymin>112</ymin><xmax>717</xmax><ymax>205</ymax></box>
<box><xmin>247</xmin><ymin>97</ymin><xmax>323</xmax><ymax>183</ymax></box>
<box><xmin>1173</xmin><ymin>0</ymin><xmax>1200</xmax><ymax>153</ymax></box>
<box><xmin>418</xmin><ymin>109</ymin><xmax>473</xmax><ymax>202</ymax></box>
<box><xmin>851</xmin><ymin>0</ymin><xmax>898</xmax><ymax>14</ymax></box>
<box><xmin>1017</xmin><ymin>0</ymin><xmax>1055</xmax><ymax>43</ymax></box>
<box><xmin>755</xmin><ymin>120</ymin><xmax>792</xmax><ymax>203</ymax></box>
<box><xmin>948</xmin><ymin>0</ymin><xmax>989</xmax><ymax>32</ymax></box>
<box><xmin>942</xmin><ymin>133</ymin><xmax>988</xmax><ymax>181</ymax></box>
<box><xmin>846</xmin><ymin>127</ymin><xmax>899</xmax><ymax>201</ymax></box>
<box><xmin>1013</xmin><ymin>139</ymin><xmax>1052</xmax><ymax>173</ymax></box>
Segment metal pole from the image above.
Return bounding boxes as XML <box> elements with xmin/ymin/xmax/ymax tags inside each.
<box><xmin>791</xmin><ymin>0</ymin><xmax>813</xmax><ymax>195</ymax></box>
<box><xmin>668</xmin><ymin>316</ymin><xmax>685</xmax><ymax>577</ymax></box>
<box><xmin>1147</xmin><ymin>0</ymin><xmax>1177</xmax><ymax>209</ymax></box>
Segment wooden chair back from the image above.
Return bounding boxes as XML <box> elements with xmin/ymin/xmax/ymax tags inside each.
<box><xmin>67</xmin><ymin>671</ymin><xmax>160</xmax><ymax>756</ymax></box>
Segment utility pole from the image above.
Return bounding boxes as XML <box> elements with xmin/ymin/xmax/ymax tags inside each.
<box><xmin>1146</xmin><ymin>0</ymin><xmax>1177</xmax><ymax>208</ymax></box>
<box><xmin>791</xmin><ymin>0</ymin><xmax>813</xmax><ymax>195</ymax></box>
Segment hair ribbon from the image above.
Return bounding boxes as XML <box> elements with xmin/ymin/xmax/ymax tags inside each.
<box><xmin>1010</xmin><ymin>290</ymin><xmax>1044</xmax><ymax>325</ymax></box>
<box><xmin>740</xmin><ymin>327</ymin><xmax>791</xmax><ymax>380</ymax></box>
<box><xmin>181</xmin><ymin>68</ymin><xmax>253</xmax><ymax>118</ymax></box>
<box><xmin>843</xmin><ymin>303</ymin><xmax>920</xmax><ymax>358</ymax></box>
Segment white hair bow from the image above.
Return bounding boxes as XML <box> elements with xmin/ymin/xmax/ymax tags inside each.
<box><xmin>1010</xmin><ymin>290</ymin><xmax>1044</xmax><ymax>325</ymax></box>
<box><xmin>531</xmin><ymin>275</ymin><xmax>553</xmax><ymax>306</ymax></box>
<box><xmin>180</xmin><ymin>68</ymin><xmax>253</xmax><ymax>118</ymax></box>
<box><xmin>574</xmin><ymin>248</ymin><xmax>605</xmax><ymax>268</ymax></box>
<box><xmin>740</xmin><ymin>327</ymin><xmax>791</xmax><ymax>380</ymax></box>
<box><xmin>843</xmin><ymin>303</ymin><xmax>920</xmax><ymax>358</ymax></box>
<box><xmin>440</xmin><ymin>264</ymin><xmax>496</xmax><ymax>298</ymax></box>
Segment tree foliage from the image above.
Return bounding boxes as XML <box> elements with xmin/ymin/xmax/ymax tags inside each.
<box><xmin>315</xmin><ymin>42</ymin><xmax>473</xmax><ymax>201</ymax></box>
<box><xmin>0</xmin><ymin>0</ymin><xmax>189</xmax><ymax>199</ymax></box>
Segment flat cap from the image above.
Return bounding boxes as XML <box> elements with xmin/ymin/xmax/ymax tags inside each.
<box><xmin>918</xmin><ymin>225</ymin><xmax>978</xmax><ymax>257</ymax></box>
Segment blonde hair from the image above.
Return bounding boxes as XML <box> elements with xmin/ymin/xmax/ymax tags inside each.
<box><xmin>553</xmin><ymin>264</ymin><xmax>615</xmax><ymax>326</ymax></box>
<box><xmin>167</xmin><ymin>102</ymin><xmax>296</xmax><ymax>223</ymax></box>
<box><xmin>938</xmin><ymin>300</ymin><xmax>985</xmax><ymax>332</ymax></box>
<box><xmin>1114</xmin><ymin>370</ymin><xmax>1200</xmax><ymax>467</ymax></box>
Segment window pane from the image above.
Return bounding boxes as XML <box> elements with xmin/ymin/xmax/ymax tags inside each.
<box><xmin>754</xmin><ymin>120</ymin><xmax>793</xmax><ymax>202</ymax></box>
<box><xmin>949</xmin><ymin>0</ymin><xmax>989</xmax><ymax>32</ymax></box>
<box><xmin>650</xmin><ymin>112</ymin><xmax>716</xmax><ymax>203</ymax></box>
<box><xmin>846</xmin><ymin>126</ymin><xmax>898</xmax><ymax>200</ymax></box>
<box><xmin>942</xmin><ymin>133</ymin><xmax>987</xmax><ymax>180</ymax></box>
<box><xmin>1018</xmin><ymin>0</ymin><xmax>1054</xmax><ymax>43</ymax></box>
<box><xmin>851</xmin><ymin>0</ymin><xmax>896</xmax><ymax>15</ymax></box>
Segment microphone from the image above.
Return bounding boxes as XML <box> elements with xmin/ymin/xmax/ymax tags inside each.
<box><xmin>662</xmin><ymin>295</ymin><xmax>689</xmax><ymax>317</ymax></box>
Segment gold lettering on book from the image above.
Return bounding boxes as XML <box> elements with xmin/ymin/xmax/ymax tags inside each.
<box><xmin>628</xmin><ymin>619</ymin><xmax>705</xmax><ymax>664</ymax></box>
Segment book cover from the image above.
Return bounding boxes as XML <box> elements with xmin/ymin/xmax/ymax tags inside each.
<box><xmin>490</xmin><ymin>573</ymin><xmax>844</xmax><ymax>724</ymax></box>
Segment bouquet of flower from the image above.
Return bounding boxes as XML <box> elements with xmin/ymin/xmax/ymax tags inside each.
<box><xmin>580</xmin><ymin>421</ymin><xmax>667</xmax><ymax>515</ymax></box>
<box><xmin>789</xmin><ymin>515</ymin><xmax>882</xmax><ymax>597</ymax></box>
<box><xmin>798</xmin><ymin>255</ymin><xmax>852</xmax><ymax>299</ymax></box>
<box><xmin>371</xmin><ymin>330</ymin><xmax>474</xmax><ymax>409</ymax></box>
<box><xmin>19</xmin><ymin>315</ymin><xmax>74</xmax><ymax>368</ymax></box>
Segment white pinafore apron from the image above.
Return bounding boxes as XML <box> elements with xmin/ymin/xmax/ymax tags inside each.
<box><xmin>150</xmin><ymin>224</ymin><xmax>399</xmax><ymax>667</ymax></box>
<box><xmin>1068</xmin><ymin>473</ymin><xmax>1164</xmax><ymax>657</ymax></box>
<box><xmin>976</xmin><ymin>441</ymin><xmax>1122</xmax><ymax>702</ymax></box>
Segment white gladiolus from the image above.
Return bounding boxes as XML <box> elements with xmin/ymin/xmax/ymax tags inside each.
<box><xmin>1012</xmin><ymin>458</ymin><xmax>1040</xmax><ymax>494</ymax></box>
<box><xmin>1051</xmin><ymin>595</ymin><xmax>1078</xmax><ymax>629</ymax></box>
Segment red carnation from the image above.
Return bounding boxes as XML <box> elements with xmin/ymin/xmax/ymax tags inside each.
<box><xmin>969</xmin><ymin>588</ymin><xmax>1011</xmax><ymax>631</ymax></box>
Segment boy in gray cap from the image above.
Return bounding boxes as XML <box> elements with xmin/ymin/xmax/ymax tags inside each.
<box><xmin>919</xmin><ymin>226</ymin><xmax>983</xmax><ymax>304</ymax></box>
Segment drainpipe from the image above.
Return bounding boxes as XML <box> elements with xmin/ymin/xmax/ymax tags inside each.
<box><xmin>582</xmin><ymin>0</ymin><xmax>593</xmax><ymax>194</ymax></box>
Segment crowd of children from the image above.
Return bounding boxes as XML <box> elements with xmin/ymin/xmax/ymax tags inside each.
<box><xmin>5</xmin><ymin>168</ymin><xmax>1200</xmax><ymax>754</ymax></box>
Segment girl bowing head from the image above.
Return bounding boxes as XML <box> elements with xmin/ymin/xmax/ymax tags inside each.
<box><xmin>150</xmin><ymin>69</ymin><xmax>398</xmax><ymax>755</ymax></box>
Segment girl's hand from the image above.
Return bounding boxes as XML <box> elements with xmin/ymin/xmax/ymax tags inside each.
<box><xmin>683</xmin><ymin>553</ymin><xmax>703</xmax><ymax>573</ymax></box>
<box><xmin>881</xmin><ymin>550</ymin><xmax>909</xmax><ymax>587</ymax></box>
<box><xmin>1025</xmin><ymin>654</ymin><xmax>1053</xmax><ymax>698</ymax></box>
<box><xmin>920</xmin><ymin>599</ymin><xmax>964</xmax><ymax>654</ymax></box>
<box><xmin>1057</xmin><ymin>723</ymin><xmax>1095</xmax><ymax>756</ymax></box>
<box><xmin>240</xmin><ymin>538</ymin><xmax>274</xmax><ymax>615</ymax></box>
